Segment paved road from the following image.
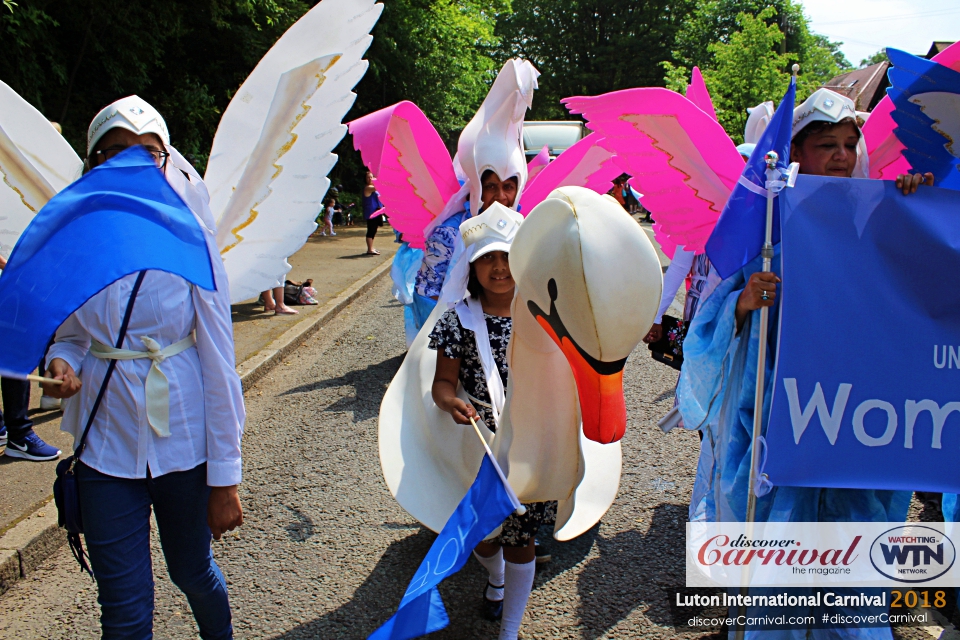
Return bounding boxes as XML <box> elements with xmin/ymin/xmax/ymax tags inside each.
<box><xmin>0</xmin><ymin>276</ymin><xmax>715</xmax><ymax>639</ymax></box>
<box><xmin>0</xmin><ymin>265</ymin><xmax>943</xmax><ymax>639</ymax></box>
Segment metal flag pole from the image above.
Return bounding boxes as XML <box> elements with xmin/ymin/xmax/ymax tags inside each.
<box><xmin>734</xmin><ymin>64</ymin><xmax>799</xmax><ymax>640</ymax></box>
<box><xmin>733</xmin><ymin>149</ymin><xmax>780</xmax><ymax>640</ymax></box>
<box><xmin>744</xmin><ymin>148</ymin><xmax>780</xmax><ymax>526</ymax></box>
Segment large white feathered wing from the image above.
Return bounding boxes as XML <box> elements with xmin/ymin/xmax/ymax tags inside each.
<box><xmin>204</xmin><ymin>0</ymin><xmax>383</xmax><ymax>303</ymax></box>
<box><xmin>0</xmin><ymin>81</ymin><xmax>82</xmax><ymax>257</ymax></box>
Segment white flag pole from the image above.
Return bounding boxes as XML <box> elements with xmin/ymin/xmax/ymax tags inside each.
<box><xmin>469</xmin><ymin>417</ymin><xmax>526</xmax><ymax>516</ymax></box>
<box><xmin>735</xmin><ymin>64</ymin><xmax>799</xmax><ymax>640</ymax></box>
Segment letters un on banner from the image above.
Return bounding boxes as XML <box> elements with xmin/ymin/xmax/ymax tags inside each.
<box><xmin>766</xmin><ymin>177</ymin><xmax>960</xmax><ymax>493</ymax></box>
<box><xmin>686</xmin><ymin>522</ymin><xmax>960</xmax><ymax>587</ymax></box>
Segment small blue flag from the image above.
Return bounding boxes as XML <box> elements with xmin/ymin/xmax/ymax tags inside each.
<box><xmin>369</xmin><ymin>454</ymin><xmax>517</xmax><ymax>640</ymax></box>
<box><xmin>0</xmin><ymin>146</ymin><xmax>216</xmax><ymax>378</ymax></box>
<box><xmin>887</xmin><ymin>47</ymin><xmax>960</xmax><ymax>190</ymax></box>
<box><xmin>705</xmin><ymin>77</ymin><xmax>796</xmax><ymax>279</ymax></box>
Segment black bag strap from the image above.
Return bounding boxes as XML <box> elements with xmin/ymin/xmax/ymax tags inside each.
<box><xmin>74</xmin><ymin>270</ymin><xmax>147</xmax><ymax>459</ymax></box>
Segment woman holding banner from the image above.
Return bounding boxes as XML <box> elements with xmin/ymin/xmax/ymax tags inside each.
<box><xmin>683</xmin><ymin>87</ymin><xmax>931</xmax><ymax>525</ymax></box>
<box><xmin>679</xmin><ymin>87</ymin><xmax>932</xmax><ymax>639</ymax></box>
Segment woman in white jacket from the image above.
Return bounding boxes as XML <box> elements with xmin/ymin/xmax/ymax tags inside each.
<box><xmin>43</xmin><ymin>96</ymin><xmax>244</xmax><ymax>640</ymax></box>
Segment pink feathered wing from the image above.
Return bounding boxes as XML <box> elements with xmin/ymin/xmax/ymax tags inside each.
<box><xmin>517</xmin><ymin>133</ymin><xmax>621</xmax><ymax>214</ymax></box>
<box><xmin>348</xmin><ymin>101</ymin><xmax>460</xmax><ymax>249</ymax></box>
<box><xmin>864</xmin><ymin>41</ymin><xmax>960</xmax><ymax>180</ymax></box>
<box><xmin>526</xmin><ymin>145</ymin><xmax>550</xmax><ymax>183</ymax></box>
<box><xmin>564</xmin><ymin>88</ymin><xmax>743</xmax><ymax>257</ymax></box>
<box><xmin>686</xmin><ymin>67</ymin><xmax>718</xmax><ymax>122</ymax></box>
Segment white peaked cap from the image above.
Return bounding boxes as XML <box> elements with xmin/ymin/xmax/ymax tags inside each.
<box><xmin>458</xmin><ymin>59</ymin><xmax>539</xmax><ymax>216</ymax></box>
<box><xmin>744</xmin><ymin>101</ymin><xmax>775</xmax><ymax>145</ymax></box>
<box><xmin>460</xmin><ymin>202</ymin><xmax>524</xmax><ymax>262</ymax></box>
<box><xmin>792</xmin><ymin>88</ymin><xmax>868</xmax><ymax>178</ymax></box>
<box><xmin>791</xmin><ymin>88</ymin><xmax>857</xmax><ymax>139</ymax></box>
<box><xmin>87</xmin><ymin>95</ymin><xmax>170</xmax><ymax>155</ymax></box>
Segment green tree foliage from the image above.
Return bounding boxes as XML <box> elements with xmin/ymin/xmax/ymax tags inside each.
<box><xmin>860</xmin><ymin>48</ymin><xmax>888</xmax><ymax>68</ymax></box>
<box><xmin>333</xmin><ymin>0</ymin><xmax>509</xmax><ymax>189</ymax></box>
<box><xmin>0</xmin><ymin>1</ymin><xmax>310</xmax><ymax>167</ymax></box>
<box><xmin>664</xmin><ymin>1</ymin><xmax>849</xmax><ymax>142</ymax></box>
<box><xmin>494</xmin><ymin>0</ymin><xmax>693</xmax><ymax>120</ymax></box>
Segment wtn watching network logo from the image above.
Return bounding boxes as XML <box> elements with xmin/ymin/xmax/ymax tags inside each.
<box><xmin>870</xmin><ymin>526</ymin><xmax>956</xmax><ymax>583</ymax></box>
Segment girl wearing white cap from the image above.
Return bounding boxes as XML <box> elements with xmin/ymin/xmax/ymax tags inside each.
<box><xmin>680</xmin><ymin>88</ymin><xmax>931</xmax><ymax>639</ymax></box>
<box><xmin>42</xmin><ymin>95</ymin><xmax>243</xmax><ymax>640</ymax></box>
<box><xmin>428</xmin><ymin>203</ymin><xmax>548</xmax><ymax>640</ymax></box>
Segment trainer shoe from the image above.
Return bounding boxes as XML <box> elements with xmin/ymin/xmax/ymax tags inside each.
<box><xmin>0</xmin><ymin>425</ymin><xmax>7</xmax><ymax>448</ymax></box>
<box><xmin>5</xmin><ymin>432</ymin><xmax>60</xmax><ymax>461</ymax></box>
<box><xmin>40</xmin><ymin>395</ymin><xmax>62</xmax><ymax>411</ymax></box>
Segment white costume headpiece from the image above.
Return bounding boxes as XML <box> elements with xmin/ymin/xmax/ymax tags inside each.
<box><xmin>744</xmin><ymin>101</ymin><xmax>774</xmax><ymax>145</ymax></box>
<box><xmin>438</xmin><ymin>202</ymin><xmax>522</xmax><ymax>309</ymax></box>
<box><xmin>460</xmin><ymin>202</ymin><xmax>523</xmax><ymax>262</ymax></box>
<box><xmin>792</xmin><ymin>88</ymin><xmax>857</xmax><ymax>138</ymax></box>
<box><xmin>458</xmin><ymin>59</ymin><xmax>539</xmax><ymax>216</ymax></box>
<box><xmin>87</xmin><ymin>95</ymin><xmax>170</xmax><ymax>155</ymax></box>
<box><xmin>792</xmin><ymin>88</ymin><xmax>868</xmax><ymax>178</ymax></box>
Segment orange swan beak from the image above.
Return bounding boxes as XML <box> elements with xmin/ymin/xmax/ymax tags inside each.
<box><xmin>528</xmin><ymin>279</ymin><xmax>628</xmax><ymax>444</ymax></box>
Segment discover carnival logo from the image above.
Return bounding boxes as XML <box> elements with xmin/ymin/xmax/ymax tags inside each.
<box><xmin>869</xmin><ymin>525</ymin><xmax>956</xmax><ymax>584</ymax></box>
<box><xmin>697</xmin><ymin>534</ymin><xmax>861</xmax><ymax>573</ymax></box>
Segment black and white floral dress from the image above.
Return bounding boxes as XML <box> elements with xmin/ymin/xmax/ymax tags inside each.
<box><xmin>429</xmin><ymin>305</ymin><xmax>556</xmax><ymax>547</ymax></box>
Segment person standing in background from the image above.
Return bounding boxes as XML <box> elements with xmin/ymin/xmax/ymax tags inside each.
<box><xmin>362</xmin><ymin>169</ymin><xmax>384</xmax><ymax>255</ymax></box>
<box><xmin>0</xmin><ymin>255</ymin><xmax>62</xmax><ymax>459</ymax></box>
<box><xmin>319</xmin><ymin>197</ymin><xmax>336</xmax><ymax>237</ymax></box>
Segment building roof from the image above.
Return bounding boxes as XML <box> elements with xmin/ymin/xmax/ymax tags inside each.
<box><xmin>823</xmin><ymin>62</ymin><xmax>890</xmax><ymax>112</ymax></box>
<box><xmin>927</xmin><ymin>42</ymin><xmax>955</xmax><ymax>58</ymax></box>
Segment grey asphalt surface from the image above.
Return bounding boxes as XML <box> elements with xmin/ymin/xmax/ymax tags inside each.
<box><xmin>0</xmin><ymin>276</ymin><xmax>713</xmax><ymax>639</ymax></box>
<box><xmin>0</xmin><ymin>275</ymin><xmax>949</xmax><ymax>640</ymax></box>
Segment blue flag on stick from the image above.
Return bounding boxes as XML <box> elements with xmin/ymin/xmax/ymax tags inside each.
<box><xmin>705</xmin><ymin>77</ymin><xmax>796</xmax><ymax>279</ymax></box>
<box><xmin>369</xmin><ymin>454</ymin><xmax>517</xmax><ymax>640</ymax></box>
<box><xmin>0</xmin><ymin>146</ymin><xmax>216</xmax><ymax>378</ymax></box>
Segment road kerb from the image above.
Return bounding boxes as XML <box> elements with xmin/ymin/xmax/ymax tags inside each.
<box><xmin>237</xmin><ymin>258</ymin><xmax>392</xmax><ymax>391</ymax></box>
<box><xmin>0</xmin><ymin>504</ymin><xmax>63</xmax><ymax>595</ymax></box>
<box><xmin>0</xmin><ymin>256</ymin><xmax>394</xmax><ymax>595</ymax></box>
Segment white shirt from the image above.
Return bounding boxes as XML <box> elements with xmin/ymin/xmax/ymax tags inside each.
<box><xmin>48</xmin><ymin>177</ymin><xmax>245</xmax><ymax>486</ymax></box>
<box><xmin>656</xmin><ymin>246</ymin><xmax>695</xmax><ymax>323</ymax></box>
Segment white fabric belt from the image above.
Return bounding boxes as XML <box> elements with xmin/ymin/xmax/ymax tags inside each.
<box><xmin>90</xmin><ymin>333</ymin><xmax>197</xmax><ymax>437</ymax></box>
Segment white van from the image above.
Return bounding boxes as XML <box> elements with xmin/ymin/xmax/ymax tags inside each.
<box><xmin>522</xmin><ymin>121</ymin><xmax>585</xmax><ymax>161</ymax></box>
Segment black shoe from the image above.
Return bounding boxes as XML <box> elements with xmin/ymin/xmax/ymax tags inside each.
<box><xmin>482</xmin><ymin>582</ymin><xmax>503</xmax><ymax>621</ymax></box>
<box><xmin>535</xmin><ymin>539</ymin><xmax>551</xmax><ymax>564</ymax></box>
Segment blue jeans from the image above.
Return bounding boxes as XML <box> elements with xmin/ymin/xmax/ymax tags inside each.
<box><xmin>77</xmin><ymin>461</ymin><xmax>233</xmax><ymax>639</ymax></box>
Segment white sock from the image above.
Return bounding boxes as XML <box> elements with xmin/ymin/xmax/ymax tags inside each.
<box><xmin>474</xmin><ymin>549</ymin><xmax>505</xmax><ymax>600</ymax></box>
<box><xmin>498</xmin><ymin>559</ymin><xmax>535</xmax><ymax>640</ymax></box>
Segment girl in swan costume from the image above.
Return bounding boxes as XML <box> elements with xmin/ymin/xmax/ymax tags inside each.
<box><xmin>426</xmin><ymin>202</ymin><xmax>540</xmax><ymax>637</ymax></box>
<box><xmin>0</xmin><ymin>0</ymin><xmax>382</xmax><ymax>304</ymax></box>
<box><xmin>379</xmin><ymin>184</ymin><xmax>663</xmax><ymax>633</ymax></box>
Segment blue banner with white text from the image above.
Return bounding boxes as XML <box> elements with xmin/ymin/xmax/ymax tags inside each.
<box><xmin>767</xmin><ymin>176</ymin><xmax>960</xmax><ymax>493</ymax></box>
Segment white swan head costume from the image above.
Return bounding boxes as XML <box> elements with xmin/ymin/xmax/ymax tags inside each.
<box><xmin>379</xmin><ymin>186</ymin><xmax>662</xmax><ymax>540</ymax></box>
<box><xmin>459</xmin><ymin>59</ymin><xmax>539</xmax><ymax>216</ymax></box>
